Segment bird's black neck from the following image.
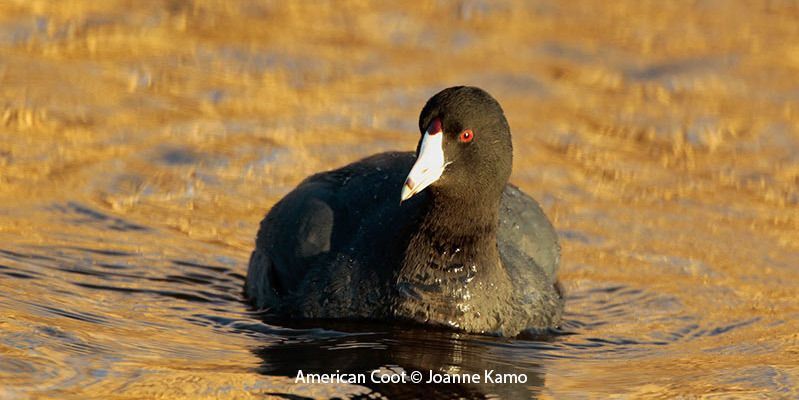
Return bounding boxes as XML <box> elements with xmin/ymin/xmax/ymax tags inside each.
<box><xmin>393</xmin><ymin>188</ymin><xmax>512</xmax><ymax>330</ymax></box>
<box><xmin>398</xmin><ymin>188</ymin><xmax>504</xmax><ymax>281</ymax></box>
<box><xmin>421</xmin><ymin>188</ymin><xmax>500</xmax><ymax>242</ymax></box>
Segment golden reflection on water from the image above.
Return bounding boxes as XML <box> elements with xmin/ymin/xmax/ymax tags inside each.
<box><xmin>0</xmin><ymin>1</ymin><xmax>798</xmax><ymax>398</ymax></box>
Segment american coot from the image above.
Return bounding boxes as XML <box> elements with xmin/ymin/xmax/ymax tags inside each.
<box><xmin>246</xmin><ymin>86</ymin><xmax>563</xmax><ymax>336</ymax></box>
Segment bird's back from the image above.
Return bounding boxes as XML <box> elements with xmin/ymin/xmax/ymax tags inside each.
<box><xmin>245</xmin><ymin>152</ymin><xmax>418</xmax><ymax>314</ymax></box>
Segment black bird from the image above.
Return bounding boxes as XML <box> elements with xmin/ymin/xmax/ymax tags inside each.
<box><xmin>245</xmin><ymin>86</ymin><xmax>563</xmax><ymax>336</ymax></box>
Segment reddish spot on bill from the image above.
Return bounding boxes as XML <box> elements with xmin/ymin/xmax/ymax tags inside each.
<box><xmin>427</xmin><ymin>118</ymin><xmax>442</xmax><ymax>135</ymax></box>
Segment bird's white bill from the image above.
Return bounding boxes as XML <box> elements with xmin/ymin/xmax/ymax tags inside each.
<box><xmin>401</xmin><ymin>131</ymin><xmax>447</xmax><ymax>202</ymax></box>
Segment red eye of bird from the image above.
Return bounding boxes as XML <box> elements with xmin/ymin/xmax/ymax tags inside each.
<box><xmin>458</xmin><ymin>129</ymin><xmax>474</xmax><ymax>143</ymax></box>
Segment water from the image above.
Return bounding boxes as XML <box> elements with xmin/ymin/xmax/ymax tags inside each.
<box><xmin>1</xmin><ymin>1</ymin><xmax>798</xmax><ymax>398</ymax></box>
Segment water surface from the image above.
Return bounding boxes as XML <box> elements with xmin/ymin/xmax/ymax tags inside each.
<box><xmin>1</xmin><ymin>1</ymin><xmax>798</xmax><ymax>398</ymax></box>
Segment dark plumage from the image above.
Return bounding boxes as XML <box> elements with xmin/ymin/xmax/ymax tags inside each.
<box><xmin>245</xmin><ymin>86</ymin><xmax>563</xmax><ymax>336</ymax></box>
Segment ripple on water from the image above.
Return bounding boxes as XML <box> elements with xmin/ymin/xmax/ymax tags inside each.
<box><xmin>0</xmin><ymin>200</ymin><xmax>264</xmax><ymax>393</ymax></box>
<box><xmin>52</xmin><ymin>202</ymin><xmax>149</xmax><ymax>232</ymax></box>
<box><xmin>551</xmin><ymin>282</ymin><xmax>745</xmax><ymax>360</ymax></box>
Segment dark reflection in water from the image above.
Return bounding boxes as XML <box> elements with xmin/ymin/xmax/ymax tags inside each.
<box><xmin>250</xmin><ymin>320</ymin><xmax>547</xmax><ymax>399</ymax></box>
